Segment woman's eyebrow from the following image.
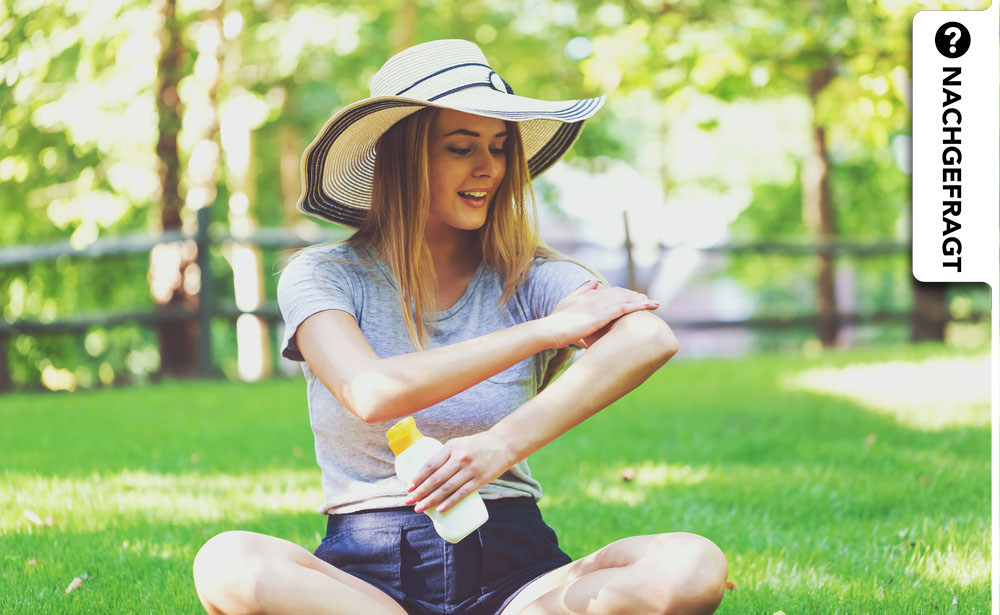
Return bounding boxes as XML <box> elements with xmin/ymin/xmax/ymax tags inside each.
<box><xmin>443</xmin><ymin>129</ymin><xmax>508</xmax><ymax>138</ymax></box>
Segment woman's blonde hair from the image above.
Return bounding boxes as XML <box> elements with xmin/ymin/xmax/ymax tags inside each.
<box><xmin>325</xmin><ymin>107</ymin><xmax>605</xmax><ymax>390</ymax></box>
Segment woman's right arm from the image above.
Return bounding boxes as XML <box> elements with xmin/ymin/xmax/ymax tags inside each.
<box><xmin>296</xmin><ymin>280</ymin><xmax>656</xmax><ymax>424</ymax></box>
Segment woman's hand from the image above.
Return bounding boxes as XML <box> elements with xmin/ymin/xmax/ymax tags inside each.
<box><xmin>543</xmin><ymin>279</ymin><xmax>660</xmax><ymax>349</ymax></box>
<box><xmin>404</xmin><ymin>432</ymin><xmax>513</xmax><ymax>514</ymax></box>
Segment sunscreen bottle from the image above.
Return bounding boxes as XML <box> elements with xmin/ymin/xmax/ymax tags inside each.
<box><xmin>386</xmin><ymin>417</ymin><xmax>489</xmax><ymax>543</ymax></box>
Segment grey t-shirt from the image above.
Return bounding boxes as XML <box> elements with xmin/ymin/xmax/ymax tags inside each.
<box><xmin>277</xmin><ymin>241</ymin><xmax>595</xmax><ymax>514</ymax></box>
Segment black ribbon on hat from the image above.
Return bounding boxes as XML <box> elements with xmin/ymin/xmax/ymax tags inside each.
<box><xmin>395</xmin><ymin>63</ymin><xmax>517</xmax><ymax>98</ymax></box>
<box><xmin>488</xmin><ymin>71</ymin><xmax>515</xmax><ymax>95</ymax></box>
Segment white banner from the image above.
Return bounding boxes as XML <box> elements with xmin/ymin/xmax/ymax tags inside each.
<box><xmin>912</xmin><ymin>6</ymin><xmax>998</xmax><ymax>285</ymax></box>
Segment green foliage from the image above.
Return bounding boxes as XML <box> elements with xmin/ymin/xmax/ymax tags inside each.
<box><xmin>727</xmin><ymin>145</ymin><xmax>918</xmax><ymax>321</ymax></box>
<box><xmin>829</xmin><ymin>152</ymin><xmax>910</xmax><ymax>239</ymax></box>
<box><xmin>730</xmin><ymin>180</ymin><xmax>805</xmax><ymax>241</ymax></box>
<box><xmin>1</xmin><ymin>0</ymin><xmax>993</xmax><ymax>390</ymax></box>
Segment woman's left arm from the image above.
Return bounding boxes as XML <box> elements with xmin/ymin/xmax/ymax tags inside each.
<box><xmin>405</xmin><ymin>310</ymin><xmax>677</xmax><ymax>513</ymax></box>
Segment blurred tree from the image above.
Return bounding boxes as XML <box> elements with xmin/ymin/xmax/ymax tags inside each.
<box><xmin>152</xmin><ymin>0</ymin><xmax>201</xmax><ymax>378</ymax></box>
<box><xmin>911</xmin><ymin>282</ymin><xmax>949</xmax><ymax>341</ymax></box>
<box><xmin>2</xmin><ymin>0</ymin><xmax>986</xmax><ymax>390</ymax></box>
<box><xmin>2</xmin><ymin>0</ymin><xmax>164</xmax><ymax>389</ymax></box>
<box><xmin>569</xmin><ymin>0</ymin><xmax>961</xmax><ymax>345</ymax></box>
<box><xmin>706</xmin><ymin>0</ymin><xmax>979</xmax><ymax>344</ymax></box>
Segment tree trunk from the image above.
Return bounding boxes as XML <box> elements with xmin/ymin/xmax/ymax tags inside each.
<box><xmin>0</xmin><ymin>334</ymin><xmax>9</xmax><ymax>392</ymax></box>
<box><xmin>911</xmin><ymin>282</ymin><xmax>949</xmax><ymax>341</ymax></box>
<box><xmin>623</xmin><ymin>210</ymin><xmax>639</xmax><ymax>292</ymax></box>
<box><xmin>152</xmin><ymin>0</ymin><xmax>199</xmax><ymax>378</ymax></box>
<box><xmin>804</xmin><ymin>61</ymin><xmax>839</xmax><ymax>347</ymax></box>
<box><xmin>390</xmin><ymin>0</ymin><xmax>417</xmax><ymax>53</ymax></box>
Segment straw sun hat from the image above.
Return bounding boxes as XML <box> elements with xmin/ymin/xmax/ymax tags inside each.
<box><xmin>297</xmin><ymin>39</ymin><xmax>606</xmax><ymax>228</ymax></box>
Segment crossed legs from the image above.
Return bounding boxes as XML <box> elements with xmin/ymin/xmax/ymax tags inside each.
<box><xmin>501</xmin><ymin>532</ymin><xmax>728</xmax><ymax>615</ymax></box>
<box><xmin>192</xmin><ymin>531</ymin><xmax>406</xmax><ymax>615</ymax></box>
<box><xmin>192</xmin><ymin>530</ymin><xmax>727</xmax><ymax>615</ymax></box>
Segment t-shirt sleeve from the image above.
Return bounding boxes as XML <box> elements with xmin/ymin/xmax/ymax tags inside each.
<box><xmin>277</xmin><ymin>248</ymin><xmax>358</xmax><ymax>362</ymax></box>
<box><xmin>522</xmin><ymin>259</ymin><xmax>597</xmax><ymax>321</ymax></box>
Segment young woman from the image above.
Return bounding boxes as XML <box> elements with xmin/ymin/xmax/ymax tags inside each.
<box><xmin>193</xmin><ymin>39</ymin><xmax>727</xmax><ymax>615</ymax></box>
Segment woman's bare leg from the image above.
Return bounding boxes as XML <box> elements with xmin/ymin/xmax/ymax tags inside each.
<box><xmin>500</xmin><ymin>532</ymin><xmax>728</xmax><ymax>615</ymax></box>
<box><xmin>192</xmin><ymin>531</ymin><xmax>408</xmax><ymax>615</ymax></box>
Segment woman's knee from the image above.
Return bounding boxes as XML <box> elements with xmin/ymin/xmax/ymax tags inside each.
<box><xmin>193</xmin><ymin>531</ymin><xmax>271</xmax><ymax>615</ymax></box>
<box><xmin>643</xmin><ymin>532</ymin><xmax>728</xmax><ymax>615</ymax></box>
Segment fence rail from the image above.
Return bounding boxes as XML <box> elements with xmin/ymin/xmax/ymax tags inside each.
<box><xmin>0</xmin><ymin>232</ymin><xmax>911</xmax><ymax>267</ymax></box>
<box><xmin>7</xmin><ymin>303</ymin><xmax>985</xmax><ymax>337</ymax></box>
<box><xmin>0</xmin><ymin>211</ymin><xmax>977</xmax><ymax>392</ymax></box>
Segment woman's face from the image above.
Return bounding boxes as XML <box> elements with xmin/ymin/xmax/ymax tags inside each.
<box><xmin>426</xmin><ymin>109</ymin><xmax>508</xmax><ymax>237</ymax></box>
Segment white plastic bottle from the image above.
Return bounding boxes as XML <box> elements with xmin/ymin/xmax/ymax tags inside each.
<box><xmin>386</xmin><ymin>417</ymin><xmax>489</xmax><ymax>543</ymax></box>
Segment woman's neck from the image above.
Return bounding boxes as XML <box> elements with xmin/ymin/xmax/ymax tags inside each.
<box><xmin>425</xmin><ymin>231</ymin><xmax>481</xmax><ymax>279</ymax></box>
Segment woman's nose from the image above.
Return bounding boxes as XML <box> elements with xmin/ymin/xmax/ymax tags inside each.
<box><xmin>472</xmin><ymin>149</ymin><xmax>500</xmax><ymax>177</ymax></box>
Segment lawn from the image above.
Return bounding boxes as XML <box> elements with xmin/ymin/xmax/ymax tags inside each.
<box><xmin>1</xmin><ymin>343</ymin><xmax>991</xmax><ymax>614</ymax></box>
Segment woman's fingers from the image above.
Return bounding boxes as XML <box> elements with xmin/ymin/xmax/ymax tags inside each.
<box><xmin>432</xmin><ymin>479</ymin><xmax>478</xmax><ymax>513</ymax></box>
<box><xmin>597</xmin><ymin>289</ymin><xmax>658</xmax><ymax>314</ymax></box>
<box><xmin>405</xmin><ymin>438</ymin><xmax>495</xmax><ymax>513</ymax></box>
<box><xmin>546</xmin><ymin>284</ymin><xmax>662</xmax><ymax>349</ymax></box>
<box><xmin>406</xmin><ymin>448</ymin><xmax>451</xmax><ymax>492</ymax></box>
<box><xmin>413</xmin><ymin>472</ymin><xmax>474</xmax><ymax>513</ymax></box>
<box><xmin>409</xmin><ymin>463</ymin><xmax>472</xmax><ymax>512</ymax></box>
<box><xmin>401</xmin><ymin>432</ymin><xmax>517</xmax><ymax>515</ymax></box>
<box><xmin>406</xmin><ymin>456</ymin><xmax>460</xmax><ymax>506</ymax></box>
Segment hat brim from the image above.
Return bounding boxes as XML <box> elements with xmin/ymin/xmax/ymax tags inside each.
<box><xmin>297</xmin><ymin>88</ymin><xmax>605</xmax><ymax>228</ymax></box>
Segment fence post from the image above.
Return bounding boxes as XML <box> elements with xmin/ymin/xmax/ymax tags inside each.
<box><xmin>195</xmin><ymin>206</ymin><xmax>215</xmax><ymax>376</ymax></box>
<box><xmin>623</xmin><ymin>210</ymin><xmax>637</xmax><ymax>292</ymax></box>
<box><xmin>0</xmin><ymin>332</ymin><xmax>9</xmax><ymax>392</ymax></box>
<box><xmin>911</xmin><ymin>281</ymin><xmax>949</xmax><ymax>341</ymax></box>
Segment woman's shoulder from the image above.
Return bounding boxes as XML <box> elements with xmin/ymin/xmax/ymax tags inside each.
<box><xmin>278</xmin><ymin>241</ymin><xmax>378</xmax><ymax>291</ymax></box>
<box><xmin>295</xmin><ymin>240</ymin><xmax>362</xmax><ymax>259</ymax></box>
<box><xmin>286</xmin><ymin>241</ymin><xmax>373</xmax><ymax>270</ymax></box>
<box><xmin>528</xmin><ymin>255</ymin><xmax>591</xmax><ymax>277</ymax></box>
<box><xmin>524</xmin><ymin>256</ymin><xmax>595</xmax><ymax>296</ymax></box>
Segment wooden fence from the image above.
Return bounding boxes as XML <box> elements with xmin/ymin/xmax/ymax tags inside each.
<box><xmin>0</xmin><ymin>209</ymin><xmax>984</xmax><ymax>391</ymax></box>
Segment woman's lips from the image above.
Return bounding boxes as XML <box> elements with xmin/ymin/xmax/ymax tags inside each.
<box><xmin>458</xmin><ymin>191</ymin><xmax>489</xmax><ymax>208</ymax></box>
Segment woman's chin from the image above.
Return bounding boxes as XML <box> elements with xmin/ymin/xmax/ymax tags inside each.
<box><xmin>457</xmin><ymin>214</ymin><xmax>488</xmax><ymax>231</ymax></box>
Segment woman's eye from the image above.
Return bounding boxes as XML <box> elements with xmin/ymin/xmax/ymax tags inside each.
<box><xmin>490</xmin><ymin>148</ymin><xmax>505</xmax><ymax>155</ymax></box>
<box><xmin>447</xmin><ymin>147</ymin><xmax>471</xmax><ymax>155</ymax></box>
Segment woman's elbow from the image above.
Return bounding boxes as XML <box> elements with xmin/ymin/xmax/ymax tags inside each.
<box><xmin>343</xmin><ymin>373</ymin><xmax>389</xmax><ymax>423</ymax></box>
<box><xmin>352</xmin><ymin>403</ymin><xmax>382</xmax><ymax>424</ymax></box>
<box><xmin>658</xmin><ymin>322</ymin><xmax>679</xmax><ymax>361</ymax></box>
<box><xmin>616</xmin><ymin>311</ymin><xmax>678</xmax><ymax>361</ymax></box>
<box><xmin>348</xmin><ymin>397</ymin><xmax>388</xmax><ymax>424</ymax></box>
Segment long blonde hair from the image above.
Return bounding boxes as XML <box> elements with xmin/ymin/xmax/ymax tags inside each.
<box><xmin>331</xmin><ymin>107</ymin><xmax>604</xmax><ymax>390</ymax></box>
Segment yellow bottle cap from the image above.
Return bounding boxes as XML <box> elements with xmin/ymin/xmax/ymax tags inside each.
<box><xmin>386</xmin><ymin>417</ymin><xmax>424</xmax><ymax>455</ymax></box>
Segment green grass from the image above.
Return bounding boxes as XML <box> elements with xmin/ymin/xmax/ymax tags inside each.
<box><xmin>1</xmin><ymin>343</ymin><xmax>991</xmax><ymax>614</ymax></box>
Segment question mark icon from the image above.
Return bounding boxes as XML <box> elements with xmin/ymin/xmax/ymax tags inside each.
<box><xmin>945</xmin><ymin>26</ymin><xmax>961</xmax><ymax>53</ymax></box>
<box><xmin>935</xmin><ymin>22</ymin><xmax>970</xmax><ymax>59</ymax></box>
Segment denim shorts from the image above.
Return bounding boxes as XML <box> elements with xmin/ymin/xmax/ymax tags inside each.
<box><xmin>313</xmin><ymin>497</ymin><xmax>572</xmax><ymax>615</ymax></box>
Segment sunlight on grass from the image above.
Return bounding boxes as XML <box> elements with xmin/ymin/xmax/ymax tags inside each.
<box><xmin>631</xmin><ymin>462</ymin><xmax>711</xmax><ymax>487</ymax></box>
<box><xmin>1</xmin><ymin>469</ymin><xmax>324</xmax><ymax>534</ymax></box>
<box><xmin>729</xmin><ymin>551</ymin><xmax>847</xmax><ymax>593</ymax></box>
<box><xmin>781</xmin><ymin>354</ymin><xmax>990</xmax><ymax>430</ymax></box>
<box><xmin>580</xmin><ymin>462</ymin><xmax>712</xmax><ymax>506</ymax></box>
<box><xmin>909</xmin><ymin>543</ymin><xmax>990</xmax><ymax>587</ymax></box>
<box><xmin>900</xmin><ymin>519</ymin><xmax>991</xmax><ymax>588</ymax></box>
